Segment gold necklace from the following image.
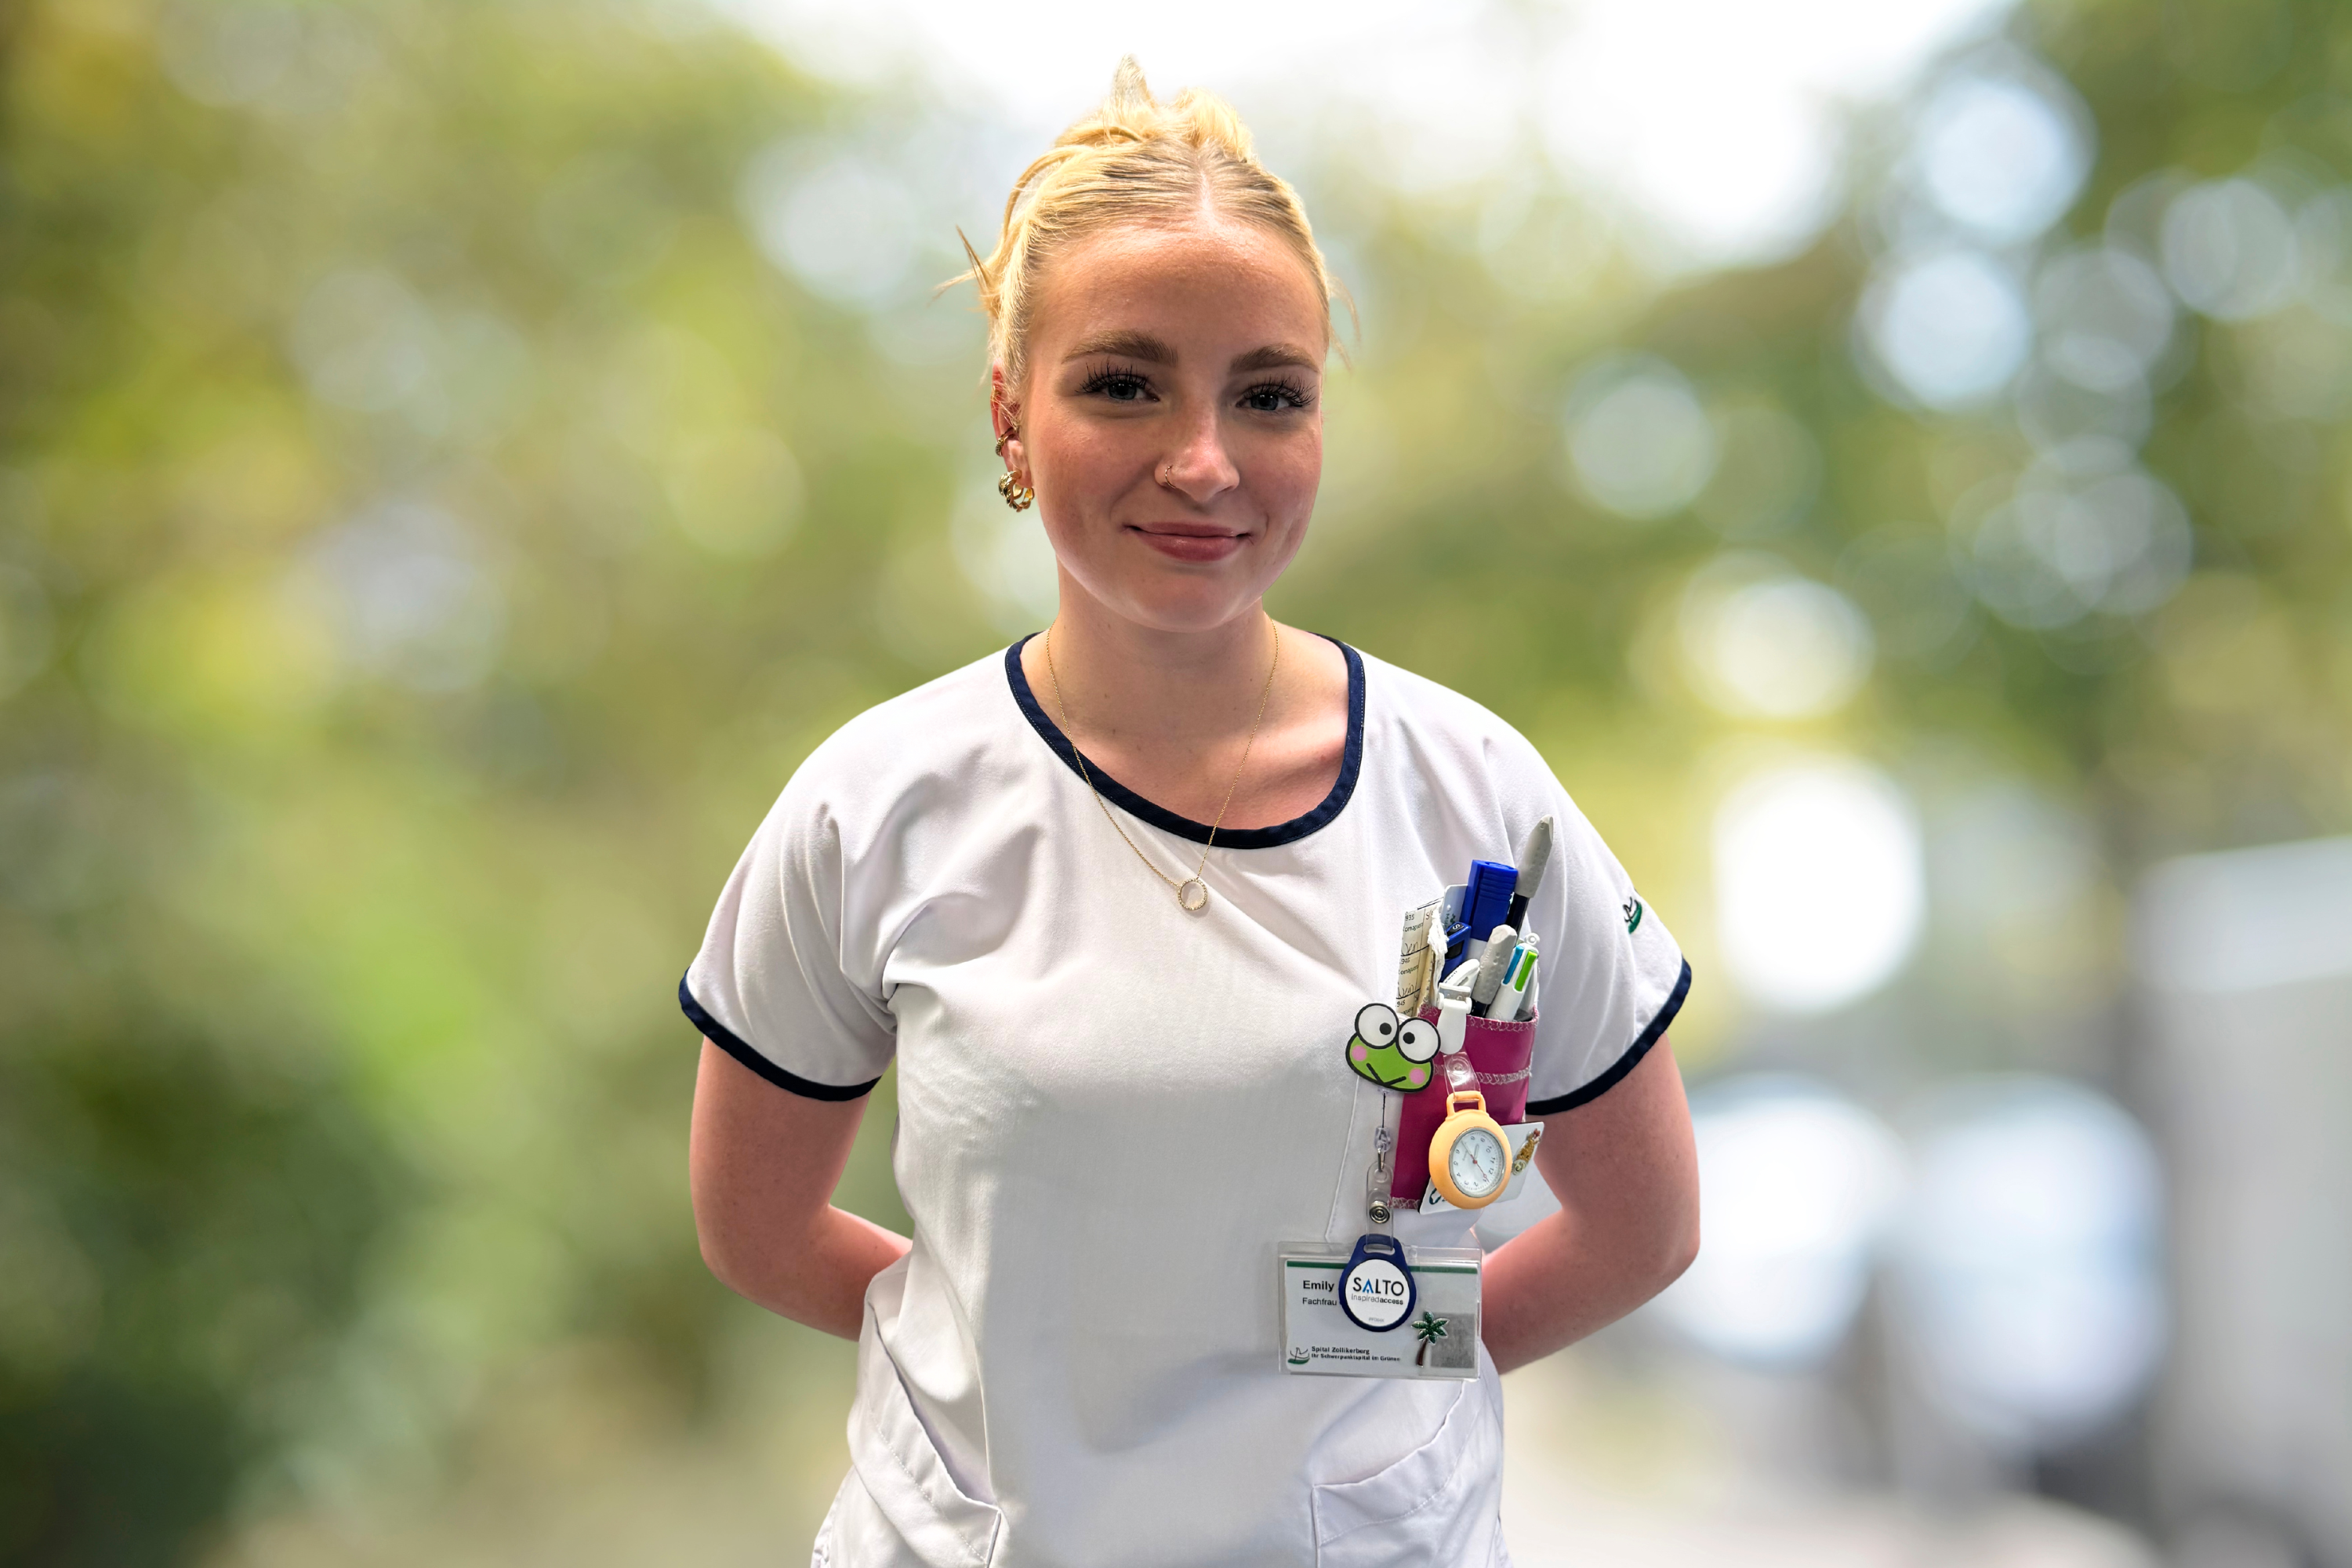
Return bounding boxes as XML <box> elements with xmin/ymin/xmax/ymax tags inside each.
<box><xmin>1042</xmin><ymin>622</ymin><xmax>1281</xmax><ymax>914</ymax></box>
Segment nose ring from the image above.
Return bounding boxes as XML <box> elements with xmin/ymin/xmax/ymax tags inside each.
<box><xmin>1157</xmin><ymin>463</ymin><xmax>1174</xmax><ymax>490</ymax></box>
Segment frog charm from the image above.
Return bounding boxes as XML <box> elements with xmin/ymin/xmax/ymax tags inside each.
<box><xmin>1343</xmin><ymin>1002</ymin><xmax>1443</xmax><ymax>1092</ymax></box>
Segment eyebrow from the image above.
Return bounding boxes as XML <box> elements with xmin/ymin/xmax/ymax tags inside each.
<box><xmin>1062</xmin><ymin>330</ymin><xmax>1175</xmax><ymax>364</ymax></box>
<box><xmin>1058</xmin><ymin>333</ymin><xmax>1322</xmax><ymax>375</ymax></box>
<box><xmin>1229</xmin><ymin>343</ymin><xmax>1320</xmax><ymax>374</ymax></box>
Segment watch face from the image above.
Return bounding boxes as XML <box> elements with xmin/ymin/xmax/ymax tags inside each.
<box><xmin>1449</xmin><ymin>1127</ymin><xmax>1508</xmax><ymax>1198</ymax></box>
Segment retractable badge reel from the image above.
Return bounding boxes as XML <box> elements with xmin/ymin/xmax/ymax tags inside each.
<box><xmin>1338</xmin><ymin>999</ymin><xmax>1434</xmax><ymax>1331</ymax></box>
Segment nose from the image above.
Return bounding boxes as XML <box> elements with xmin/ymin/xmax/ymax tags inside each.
<box><xmin>1157</xmin><ymin>405</ymin><xmax>1240</xmax><ymax>503</ymax></box>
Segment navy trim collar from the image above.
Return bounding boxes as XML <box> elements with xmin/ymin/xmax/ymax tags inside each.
<box><xmin>1004</xmin><ymin>633</ymin><xmax>1365</xmax><ymax>849</ymax></box>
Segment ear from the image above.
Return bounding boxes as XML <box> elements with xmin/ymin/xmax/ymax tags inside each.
<box><xmin>989</xmin><ymin>364</ymin><xmax>1020</xmax><ymax>446</ymax></box>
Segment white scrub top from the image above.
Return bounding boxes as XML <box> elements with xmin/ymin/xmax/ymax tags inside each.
<box><xmin>684</xmin><ymin>637</ymin><xmax>1688</xmax><ymax>1568</ymax></box>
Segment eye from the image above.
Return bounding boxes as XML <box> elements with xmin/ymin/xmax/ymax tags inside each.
<box><xmin>1237</xmin><ymin>379</ymin><xmax>1311</xmax><ymax>413</ymax></box>
<box><xmin>1353</xmin><ymin>1003</ymin><xmax>1398</xmax><ymax>1046</ymax></box>
<box><xmin>1079</xmin><ymin>367</ymin><xmax>1155</xmax><ymax>402</ymax></box>
<box><xmin>1396</xmin><ymin>1018</ymin><xmax>1440</xmax><ymax>1063</ymax></box>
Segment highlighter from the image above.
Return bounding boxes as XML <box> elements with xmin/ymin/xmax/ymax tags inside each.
<box><xmin>1459</xmin><ymin>860</ymin><xmax>1517</xmax><ymax>964</ymax></box>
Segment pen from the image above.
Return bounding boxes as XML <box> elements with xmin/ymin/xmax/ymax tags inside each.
<box><xmin>1486</xmin><ymin>931</ymin><xmax>1537</xmax><ymax>1019</ymax></box>
<box><xmin>1504</xmin><ymin>817</ymin><xmax>1554</xmax><ymax>932</ymax></box>
<box><xmin>1471</xmin><ymin>924</ymin><xmax>1516</xmax><ymax>1008</ymax></box>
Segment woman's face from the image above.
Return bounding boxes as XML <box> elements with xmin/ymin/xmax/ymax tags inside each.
<box><xmin>1000</xmin><ymin>216</ymin><xmax>1327</xmax><ymax>636</ymax></box>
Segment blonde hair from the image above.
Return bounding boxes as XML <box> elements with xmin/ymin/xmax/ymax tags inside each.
<box><xmin>958</xmin><ymin>58</ymin><xmax>1343</xmax><ymax>386</ymax></box>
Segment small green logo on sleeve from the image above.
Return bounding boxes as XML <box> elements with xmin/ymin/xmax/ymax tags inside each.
<box><xmin>1623</xmin><ymin>896</ymin><xmax>1644</xmax><ymax>933</ymax></box>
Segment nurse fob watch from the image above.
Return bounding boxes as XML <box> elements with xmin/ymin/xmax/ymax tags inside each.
<box><xmin>1427</xmin><ymin>967</ymin><xmax>1510</xmax><ymax>1210</ymax></box>
<box><xmin>1428</xmin><ymin>1089</ymin><xmax>1511</xmax><ymax>1210</ymax></box>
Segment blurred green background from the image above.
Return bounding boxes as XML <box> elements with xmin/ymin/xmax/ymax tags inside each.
<box><xmin>4</xmin><ymin>0</ymin><xmax>2349</xmax><ymax>1563</ymax></box>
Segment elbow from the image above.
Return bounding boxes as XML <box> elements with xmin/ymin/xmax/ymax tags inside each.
<box><xmin>696</xmin><ymin>1221</ymin><xmax>743</xmax><ymax>1298</ymax></box>
<box><xmin>1661</xmin><ymin>1211</ymin><xmax>1700</xmax><ymax>1290</ymax></box>
<box><xmin>1644</xmin><ymin>1194</ymin><xmax>1701</xmax><ymax>1298</ymax></box>
<box><xmin>1653</xmin><ymin>1132</ymin><xmax>1703</xmax><ymax>1291</ymax></box>
<box><xmin>694</xmin><ymin>1204</ymin><xmax>763</xmax><ymax>1304</ymax></box>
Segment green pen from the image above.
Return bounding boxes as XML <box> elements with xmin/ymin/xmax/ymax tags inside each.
<box><xmin>1485</xmin><ymin>931</ymin><xmax>1538</xmax><ymax>1020</ymax></box>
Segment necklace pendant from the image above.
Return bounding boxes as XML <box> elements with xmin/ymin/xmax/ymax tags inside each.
<box><xmin>1177</xmin><ymin>877</ymin><xmax>1210</xmax><ymax>913</ymax></box>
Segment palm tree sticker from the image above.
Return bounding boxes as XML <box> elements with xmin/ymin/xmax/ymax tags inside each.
<box><xmin>1411</xmin><ymin>1311</ymin><xmax>1449</xmax><ymax>1367</ymax></box>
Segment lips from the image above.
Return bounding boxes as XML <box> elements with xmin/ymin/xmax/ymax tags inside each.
<box><xmin>1128</xmin><ymin>522</ymin><xmax>1249</xmax><ymax>563</ymax></box>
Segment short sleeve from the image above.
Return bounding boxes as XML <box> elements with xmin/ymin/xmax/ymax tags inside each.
<box><xmin>680</xmin><ymin>764</ymin><xmax>899</xmax><ymax>1101</ymax></box>
<box><xmin>1519</xmin><ymin>797</ymin><xmax>1691</xmax><ymax>1117</ymax></box>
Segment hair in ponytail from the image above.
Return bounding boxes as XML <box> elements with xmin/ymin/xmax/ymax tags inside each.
<box><xmin>956</xmin><ymin>58</ymin><xmax>1341</xmax><ymax>385</ymax></box>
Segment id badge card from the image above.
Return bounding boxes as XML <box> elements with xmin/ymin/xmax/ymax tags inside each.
<box><xmin>1277</xmin><ymin>1242</ymin><xmax>1482</xmax><ymax>1380</ymax></box>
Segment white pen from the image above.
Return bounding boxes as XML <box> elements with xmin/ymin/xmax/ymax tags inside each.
<box><xmin>1488</xmin><ymin>931</ymin><xmax>1538</xmax><ymax>1019</ymax></box>
<box><xmin>1471</xmin><ymin>924</ymin><xmax>1516</xmax><ymax>1009</ymax></box>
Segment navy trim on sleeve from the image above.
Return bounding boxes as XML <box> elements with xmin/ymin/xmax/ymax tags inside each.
<box><xmin>1524</xmin><ymin>960</ymin><xmax>1692</xmax><ymax>1118</ymax></box>
<box><xmin>681</xmin><ymin>975</ymin><xmax>881</xmax><ymax>1102</ymax></box>
<box><xmin>1004</xmin><ymin>634</ymin><xmax>1365</xmax><ymax>849</ymax></box>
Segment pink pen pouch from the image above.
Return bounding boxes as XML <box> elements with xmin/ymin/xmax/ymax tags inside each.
<box><xmin>1390</xmin><ymin>1007</ymin><xmax>1536</xmax><ymax>1205</ymax></box>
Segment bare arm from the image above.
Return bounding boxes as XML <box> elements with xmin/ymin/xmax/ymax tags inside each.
<box><xmin>1479</xmin><ymin>1040</ymin><xmax>1700</xmax><ymax>1374</ymax></box>
<box><xmin>689</xmin><ymin>1041</ymin><xmax>909</xmax><ymax>1339</ymax></box>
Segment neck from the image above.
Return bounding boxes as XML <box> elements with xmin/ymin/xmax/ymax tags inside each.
<box><xmin>1041</xmin><ymin>589</ymin><xmax>1279</xmax><ymax>752</ymax></box>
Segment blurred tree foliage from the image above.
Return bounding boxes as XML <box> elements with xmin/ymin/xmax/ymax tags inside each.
<box><xmin>2</xmin><ymin>0</ymin><xmax>2349</xmax><ymax>1559</ymax></box>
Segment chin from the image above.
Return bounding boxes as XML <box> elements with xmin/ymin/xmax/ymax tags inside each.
<box><xmin>1103</xmin><ymin>579</ymin><xmax>1268</xmax><ymax>634</ymax></box>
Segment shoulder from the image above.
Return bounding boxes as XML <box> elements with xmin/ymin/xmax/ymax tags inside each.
<box><xmin>1353</xmin><ymin>646</ymin><xmax>1555</xmax><ymax>791</ymax></box>
<box><xmin>768</xmin><ymin>648</ymin><xmax>1025</xmax><ymax>838</ymax></box>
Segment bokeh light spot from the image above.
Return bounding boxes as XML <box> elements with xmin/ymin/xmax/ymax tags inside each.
<box><xmin>1715</xmin><ymin>758</ymin><xmax>1926</xmax><ymax>1012</ymax></box>
<box><xmin>1657</xmin><ymin>1076</ymin><xmax>1907</xmax><ymax>1367</ymax></box>
<box><xmin>1860</xmin><ymin>249</ymin><xmax>2032</xmax><ymax>410</ymax></box>
<box><xmin>741</xmin><ymin>146</ymin><xmax>920</xmax><ymax>306</ymax></box>
<box><xmin>1895</xmin><ymin>1077</ymin><xmax>2165</xmax><ymax>1451</ymax></box>
<box><xmin>1681</xmin><ymin>555</ymin><xmax>1875</xmax><ymax>720</ymax></box>
<box><xmin>2034</xmin><ymin>245</ymin><xmax>2176</xmax><ymax>394</ymax></box>
<box><xmin>1965</xmin><ymin>466</ymin><xmax>2193</xmax><ymax>627</ymax></box>
<box><xmin>1914</xmin><ymin>60</ymin><xmax>2092</xmax><ymax>245</ymax></box>
<box><xmin>2163</xmin><ymin>178</ymin><xmax>2299</xmax><ymax>322</ymax></box>
<box><xmin>1563</xmin><ymin>355</ymin><xmax>1717</xmax><ymax>521</ymax></box>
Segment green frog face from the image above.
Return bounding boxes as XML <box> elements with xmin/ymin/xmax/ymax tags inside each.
<box><xmin>1345</xmin><ymin>1002</ymin><xmax>1441</xmax><ymax>1091</ymax></box>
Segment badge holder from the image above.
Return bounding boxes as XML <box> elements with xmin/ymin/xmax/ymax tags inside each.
<box><xmin>1276</xmin><ymin>1240</ymin><xmax>1481</xmax><ymax>1379</ymax></box>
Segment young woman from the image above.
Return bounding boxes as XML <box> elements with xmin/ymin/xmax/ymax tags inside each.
<box><xmin>685</xmin><ymin>62</ymin><xmax>1699</xmax><ymax>1568</ymax></box>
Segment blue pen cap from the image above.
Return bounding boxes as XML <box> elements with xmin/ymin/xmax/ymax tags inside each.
<box><xmin>1463</xmin><ymin>860</ymin><xmax>1518</xmax><ymax>944</ymax></box>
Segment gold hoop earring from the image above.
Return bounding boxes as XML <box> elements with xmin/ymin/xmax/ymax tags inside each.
<box><xmin>994</xmin><ymin>422</ymin><xmax>1033</xmax><ymax>510</ymax></box>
